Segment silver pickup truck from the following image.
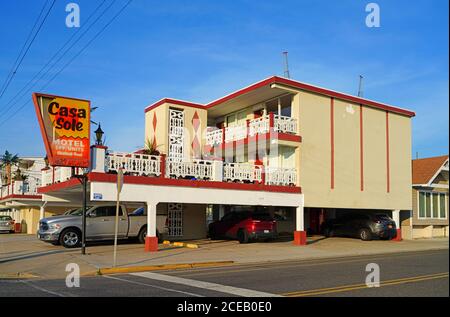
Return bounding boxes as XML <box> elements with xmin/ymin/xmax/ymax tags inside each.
<box><xmin>38</xmin><ymin>205</ymin><xmax>168</xmax><ymax>248</ymax></box>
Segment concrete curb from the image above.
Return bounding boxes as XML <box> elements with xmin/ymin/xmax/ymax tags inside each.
<box><xmin>0</xmin><ymin>272</ymin><xmax>38</xmax><ymax>279</ymax></box>
<box><xmin>84</xmin><ymin>261</ymin><xmax>234</xmax><ymax>276</ymax></box>
<box><xmin>162</xmin><ymin>240</ymin><xmax>200</xmax><ymax>249</ymax></box>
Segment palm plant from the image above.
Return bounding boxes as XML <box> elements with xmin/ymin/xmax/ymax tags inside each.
<box><xmin>0</xmin><ymin>151</ymin><xmax>19</xmax><ymax>185</ymax></box>
<box><xmin>143</xmin><ymin>138</ymin><xmax>163</xmax><ymax>156</ymax></box>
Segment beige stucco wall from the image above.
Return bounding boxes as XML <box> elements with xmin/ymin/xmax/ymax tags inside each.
<box><xmin>145</xmin><ymin>103</ymin><xmax>208</xmax><ymax>159</ymax></box>
<box><xmin>181</xmin><ymin>203</ymin><xmax>207</xmax><ymax>240</ymax></box>
<box><xmin>296</xmin><ymin>90</ymin><xmax>412</xmax><ymax>210</ymax></box>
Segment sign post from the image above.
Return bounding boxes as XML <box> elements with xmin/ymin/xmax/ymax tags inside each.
<box><xmin>32</xmin><ymin>93</ymin><xmax>91</xmax><ymax>255</ymax></box>
<box><xmin>113</xmin><ymin>168</ymin><xmax>123</xmax><ymax>267</ymax></box>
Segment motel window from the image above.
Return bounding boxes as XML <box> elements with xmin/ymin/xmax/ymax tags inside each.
<box><xmin>418</xmin><ymin>191</ymin><xmax>448</xmax><ymax>220</ymax></box>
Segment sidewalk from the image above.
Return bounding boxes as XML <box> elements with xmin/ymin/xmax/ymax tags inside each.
<box><xmin>0</xmin><ymin>234</ymin><xmax>448</xmax><ymax>279</ymax></box>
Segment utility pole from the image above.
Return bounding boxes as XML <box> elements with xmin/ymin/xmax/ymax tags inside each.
<box><xmin>283</xmin><ymin>51</ymin><xmax>291</xmax><ymax>79</ymax></box>
<box><xmin>358</xmin><ymin>75</ymin><xmax>364</xmax><ymax>97</ymax></box>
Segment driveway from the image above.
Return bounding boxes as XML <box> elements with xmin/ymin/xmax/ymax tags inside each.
<box><xmin>0</xmin><ymin>233</ymin><xmax>448</xmax><ymax>280</ymax></box>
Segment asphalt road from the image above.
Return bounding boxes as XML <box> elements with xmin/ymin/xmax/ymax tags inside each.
<box><xmin>0</xmin><ymin>249</ymin><xmax>448</xmax><ymax>297</ymax></box>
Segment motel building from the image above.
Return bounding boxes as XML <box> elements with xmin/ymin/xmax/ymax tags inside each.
<box><xmin>34</xmin><ymin>76</ymin><xmax>416</xmax><ymax>251</ymax></box>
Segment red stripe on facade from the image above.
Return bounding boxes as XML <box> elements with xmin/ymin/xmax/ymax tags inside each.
<box><xmin>360</xmin><ymin>105</ymin><xmax>364</xmax><ymax>191</ymax></box>
<box><xmin>386</xmin><ymin>111</ymin><xmax>390</xmax><ymax>193</ymax></box>
<box><xmin>330</xmin><ymin>98</ymin><xmax>335</xmax><ymax>190</ymax></box>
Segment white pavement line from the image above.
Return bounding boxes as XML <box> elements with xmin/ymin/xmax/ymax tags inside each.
<box><xmin>131</xmin><ymin>272</ymin><xmax>282</xmax><ymax>297</ymax></box>
<box><xmin>104</xmin><ymin>275</ymin><xmax>204</xmax><ymax>297</ymax></box>
<box><xmin>20</xmin><ymin>280</ymin><xmax>65</xmax><ymax>297</ymax></box>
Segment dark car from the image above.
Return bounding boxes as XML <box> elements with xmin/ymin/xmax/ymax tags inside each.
<box><xmin>208</xmin><ymin>211</ymin><xmax>278</xmax><ymax>244</ymax></box>
<box><xmin>321</xmin><ymin>213</ymin><xmax>397</xmax><ymax>241</ymax></box>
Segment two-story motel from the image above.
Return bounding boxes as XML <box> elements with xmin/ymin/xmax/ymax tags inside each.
<box><xmin>37</xmin><ymin>76</ymin><xmax>415</xmax><ymax>251</ymax></box>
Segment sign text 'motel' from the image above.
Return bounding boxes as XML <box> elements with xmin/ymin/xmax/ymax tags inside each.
<box><xmin>33</xmin><ymin>93</ymin><xmax>90</xmax><ymax>168</ymax></box>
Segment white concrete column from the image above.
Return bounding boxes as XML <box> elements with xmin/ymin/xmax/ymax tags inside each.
<box><xmin>147</xmin><ymin>202</ymin><xmax>157</xmax><ymax>237</ymax></box>
<box><xmin>90</xmin><ymin>146</ymin><xmax>107</xmax><ymax>173</ymax></box>
<box><xmin>392</xmin><ymin>210</ymin><xmax>400</xmax><ymax>228</ymax></box>
<box><xmin>212</xmin><ymin>160</ymin><xmax>223</xmax><ymax>182</ymax></box>
<box><xmin>296</xmin><ymin>205</ymin><xmax>304</xmax><ymax>231</ymax></box>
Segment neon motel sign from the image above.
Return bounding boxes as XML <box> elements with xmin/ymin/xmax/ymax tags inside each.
<box><xmin>33</xmin><ymin>93</ymin><xmax>90</xmax><ymax>168</ymax></box>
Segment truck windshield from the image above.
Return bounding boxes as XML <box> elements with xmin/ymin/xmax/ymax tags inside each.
<box><xmin>69</xmin><ymin>207</ymin><xmax>92</xmax><ymax>216</ymax></box>
<box><xmin>0</xmin><ymin>216</ymin><xmax>12</xmax><ymax>221</ymax></box>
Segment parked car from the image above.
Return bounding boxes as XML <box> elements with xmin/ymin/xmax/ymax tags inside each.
<box><xmin>38</xmin><ymin>205</ymin><xmax>168</xmax><ymax>248</ymax></box>
<box><xmin>208</xmin><ymin>211</ymin><xmax>278</xmax><ymax>243</ymax></box>
<box><xmin>0</xmin><ymin>215</ymin><xmax>15</xmax><ymax>233</ymax></box>
<box><xmin>321</xmin><ymin>213</ymin><xmax>397</xmax><ymax>241</ymax></box>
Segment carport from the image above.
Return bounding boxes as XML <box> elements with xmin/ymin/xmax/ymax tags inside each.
<box><xmin>39</xmin><ymin>172</ymin><xmax>305</xmax><ymax>252</ymax></box>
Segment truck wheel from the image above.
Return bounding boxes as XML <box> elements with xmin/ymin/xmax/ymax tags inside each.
<box><xmin>237</xmin><ymin>229</ymin><xmax>249</xmax><ymax>244</ymax></box>
<box><xmin>138</xmin><ymin>227</ymin><xmax>147</xmax><ymax>244</ymax></box>
<box><xmin>358</xmin><ymin>228</ymin><xmax>372</xmax><ymax>241</ymax></box>
<box><xmin>59</xmin><ymin>228</ymin><xmax>81</xmax><ymax>248</ymax></box>
<box><xmin>138</xmin><ymin>227</ymin><xmax>161</xmax><ymax>244</ymax></box>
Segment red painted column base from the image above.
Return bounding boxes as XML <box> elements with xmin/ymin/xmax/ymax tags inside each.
<box><xmin>144</xmin><ymin>236</ymin><xmax>159</xmax><ymax>252</ymax></box>
<box><xmin>293</xmin><ymin>230</ymin><xmax>307</xmax><ymax>246</ymax></box>
<box><xmin>392</xmin><ymin>229</ymin><xmax>402</xmax><ymax>241</ymax></box>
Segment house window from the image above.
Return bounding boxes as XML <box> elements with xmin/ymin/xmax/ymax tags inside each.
<box><xmin>418</xmin><ymin>191</ymin><xmax>448</xmax><ymax>219</ymax></box>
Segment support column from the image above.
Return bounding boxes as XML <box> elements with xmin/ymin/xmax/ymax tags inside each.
<box><xmin>392</xmin><ymin>209</ymin><xmax>402</xmax><ymax>241</ymax></box>
<box><xmin>294</xmin><ymin>195</ymin><xmax>307</xmax><ymax>246</ymax></box>
<box><xmin>145</xmin><ymin>202</ymin><xmax>158</xmax><ymax>252</ymax></box>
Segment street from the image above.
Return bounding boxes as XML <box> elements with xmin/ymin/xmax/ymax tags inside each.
<box><xmin>1</xmin><ymin>249</ymin><xmax>447</xmax><ymax>297</ymax></box>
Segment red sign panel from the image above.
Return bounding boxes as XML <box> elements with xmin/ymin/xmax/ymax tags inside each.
<box><xmin>33</xmin><ymin>93</ymin><xmax>90</xmax><ymax>168</ymax></box>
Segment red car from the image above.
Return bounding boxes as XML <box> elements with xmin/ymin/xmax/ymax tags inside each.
<box><xmin>208</xmin><ymin>211</ymin><xmax>277</xmax><ymax>243</ymax></box>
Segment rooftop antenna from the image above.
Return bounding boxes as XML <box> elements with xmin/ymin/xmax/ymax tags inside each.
<box><xmin>358</xmin><ymin>75</ymin><xmax>364</xmax><ymax>97</ymax></box>
<box><xmin>283</xmin><ymin>51</ymin><xmax>291</xmax><ymax>79</ymax></box>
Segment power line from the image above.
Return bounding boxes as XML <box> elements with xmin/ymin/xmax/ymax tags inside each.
<box><xmin>0</xmin><ymin>0</ymin><xmax>50</xmax><ymax>97</ymax></box>
<box><xmin>0</xmin><ymin>0</ymin><xmax>134</xmax><ymax>128</ymax></box>
<box><xmin>0</xmin><ymin>0</ymin><xmax>110</xmax><ymax>119</ymax></box>
<box><xmin>0</xmin><ymin>0</ymin><xmax>56</xmax><ymax>100</ymax></box>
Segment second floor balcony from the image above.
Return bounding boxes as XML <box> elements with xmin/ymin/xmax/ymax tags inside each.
<box><xmin>206</xmin><ymin>113</ymin><xmax>298</xmax><ymax>146</ymax></box>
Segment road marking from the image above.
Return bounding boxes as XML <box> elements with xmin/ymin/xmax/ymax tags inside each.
<box><xmin>104</xmin><ymin>275</ymin><xmax>204</xmax><ymax>297</ymax></box>
<box><xmin>19</xmin><ymin>280</ymin><xmax>65</xmax><ymax>297</ymax></box>
<box><xmin>282</xmin><ymin>272</ymin><xmax>449</xmax><ymax>297</ymax></box>
<box><xmin>168</xmin><ymin>250</ymin><xmax>448</xmax><ymax>278</ymax></box>
<box><xmin>131</xmin><ymin>272</ymin><xmax>282</xmax><ymax>297</ymax></box>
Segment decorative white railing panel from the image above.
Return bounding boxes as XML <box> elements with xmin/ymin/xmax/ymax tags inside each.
<box><xmin>206</xmin><ymin>128</ymin><xmax>223</xmax><ymax>146</ymax></box>
<box><xmin>223</xmin><ymin>163</ymin><xmax>262</xmax><ymax>183</ymax></box>
<box><xmin>249</xmin><ymin>115</ymin><xmax>270</xmax><ymax>136</ymax></box>
<box><xmin>106</xmin><ymin>152</ymin><xmax>161</xmax><ymax>176</ymax></box>
<box><xmin>224</xmin><ymin>125</ymin><xmax>247</xmax><ymax>143</ymax></box>
<box><xmin>166</xmin><ymin>159</ymin><xmax>214</xmax><ymax>180</ymax></box>
<box><xmin>265</xmin><ymin>167</ymin><xmax>297</xmax><ymax>186</ymax></box>
<box><xmin>169</xmin><ymin>109</ymin><xmax>185</xmax><ymax>162</ymax></box>
<box><xmin>274</xmin><ymin>115</ymin><xmax>298</xmax><ymax>134</ymax></box>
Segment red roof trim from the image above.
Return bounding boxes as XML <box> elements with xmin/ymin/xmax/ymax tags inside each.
<box><xmin>206</xmin><ymin>76</ymin><xmax>416</xmax><ymax>117</ymax></box>
<box><xmin>37</xmin><ymin>178</ymin><xmax>81</xmax><ymax>194</ymax></box>
<box><xmin>0</xmin><ymin>194</ymin><xmax>42</xmax><ymax>202</ymax></box>
<box><xmin>145</xmin><ymin>98</ymin><xmax>205</xmax><ymax>113</ymax></box>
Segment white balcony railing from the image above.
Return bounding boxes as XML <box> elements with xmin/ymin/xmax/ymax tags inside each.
<box><xmin>206</xmin><ymin>128</ymin><xmax>223</xmax><ymax>146</ymax></box>
<box><xmin>206</xmin><ymin>114</ymin><xmax>298</xmax><ymax>146</ymax></box>
<box><xmin>223</xmin><ymin>163</ymin><xmax>262</xmax><ymax>183</ymax></box>
<box><xmin>41</xmin><ymin>167</ymin><xmax>85</xmax><ymax>186</ymax></box>
<box><xmin>106</xmin><ymin>152</ymin><xmax>161</xmax><ymax>177</ymax></box>
<box><xmin>265</xmin><ymin>167</ymin><xmax>297</xmax><ymax>186</ymax></box>
<box><xmin>166</xmin><ymin>159</ymin><xmax>215</xmax><ymax>180</ymax></box>
<box><xmin>274</xmin><ymin>115</ymin><xmax>298</xmax><ymax>134</ymax></box>
<box><xmin>224</xmin><ymin>125</ymin><xmax>248</xmax><ymax>143</ymax></box>
<box><xmin>0</xmin><ymin>180</ymin><xmax>40</xmax><ymax>198</ymax></box>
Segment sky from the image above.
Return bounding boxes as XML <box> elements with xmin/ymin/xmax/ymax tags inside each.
<box><xmin>0</xmin><ymin>0</ymin><xmax>448</xmax><ymax>158</ymax></box>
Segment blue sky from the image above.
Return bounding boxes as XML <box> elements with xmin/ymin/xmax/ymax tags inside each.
<box><xmin>0</xmin><ymin>0</ymin><xmax>448</xmax><ymax>158</ymax></box>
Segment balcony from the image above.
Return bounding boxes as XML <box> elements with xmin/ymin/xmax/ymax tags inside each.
<box><xmin>206</xmin><ymin>113</ymin><xmax>298</xmax><ymax>146</ymax></box>
<box><xmin>0</xmin><ymin>180</ymin><xmax>39</xmax><ymax>198</ymax></box>
<box><xmin>103</xmin><ymin>152</ymin><xmax>297</xmax><ymax>187</ymax></box>
<box><xmin>42</xmin><ymin>166</ymin><xmax>86</xmax><ymax>187</ymax></box>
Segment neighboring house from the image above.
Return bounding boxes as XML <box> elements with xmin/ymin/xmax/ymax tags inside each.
<box><xmin>403</xmin><ymin>155</ymin><xmax>449</xmax><ymax>239</ymax></box>
<box><xmin>37</xmin><ymin>76</ymin><xmax>416</xmax><ymax>250</ymax></box>
<box><xmin>0</xmin><ymin>157</ymin><xmax>74</xmax><ymax>234</ymax></box>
